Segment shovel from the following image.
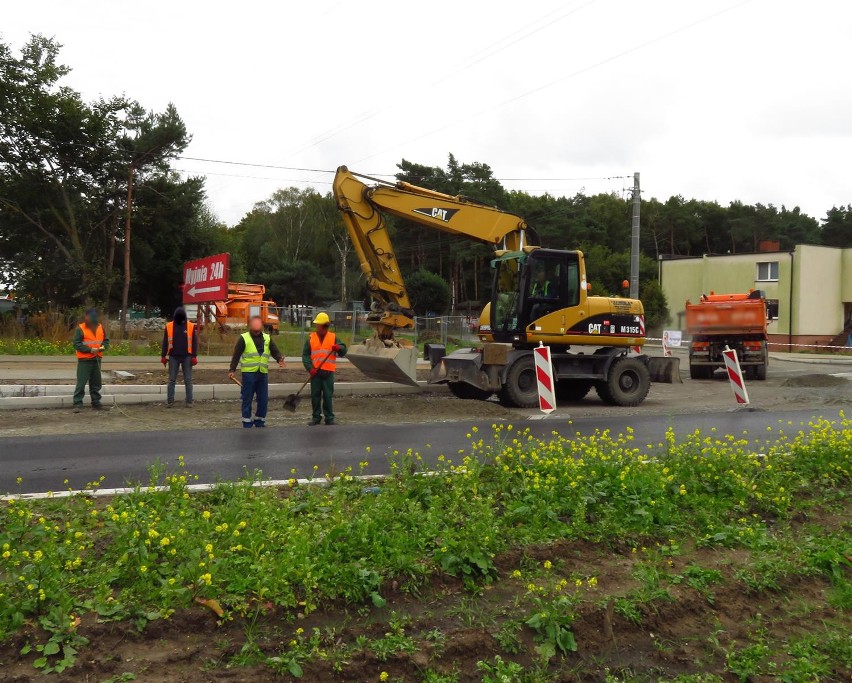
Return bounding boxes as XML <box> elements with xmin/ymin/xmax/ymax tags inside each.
<box><xmin>283</xmin><ymin>348</ymin><xmax>335</xmax><ymax>412</ymax></box>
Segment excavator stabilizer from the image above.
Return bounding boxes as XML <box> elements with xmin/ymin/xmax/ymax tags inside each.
<box><xmin>346</xmin><ymin>337</ymin><xmax>420</xmax><ymax>387</ymax></box>
<box><xmin>648</xmin><ymin>356</ymin><xmax>682</xmax><ymax>383</ymax></box>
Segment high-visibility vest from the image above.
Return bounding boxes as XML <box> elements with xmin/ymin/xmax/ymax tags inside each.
<box><xmin>76</xmin><ymin>323</ymin><xmax>105</xmax><ymax>359</ymax></box>
<box><xmin>309</xmin><ymin>331</ymin><xmax>337</xmax><ymax>372</ymax></box>
<box><xmin>531</xmin><ymin>280</ymin><xmax>551</xmax><ymax>297</ymax></box>
<box><xmin>165</xmin><ymin>321</ymin><xmax>195</xmax><ymax>355</ymax></box>
<box><xmin>240</xmin><ymin>332</ymin><xmax>270</xmax><ymax>373</ymax></box>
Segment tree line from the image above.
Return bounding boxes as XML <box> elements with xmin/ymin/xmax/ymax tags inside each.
<box><xmin>2</xmin><ymin>37</ymin><xmax>850</xmax><ymax>325</ymax></box>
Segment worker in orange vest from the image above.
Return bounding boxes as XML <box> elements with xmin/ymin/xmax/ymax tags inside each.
<box><xmin>161</xmin><ymin>307</ymin><xmax>199</xmax><ymax>407</ymax></box>
<box><xmin>301</xmin><ymin>312</ymin><xmax>346</xmax><ymax>425</ymax></box>
<box><xmin>72</xmin><ymin>308</ymin><xmax>110</xmax><ymax>413</ymax></box>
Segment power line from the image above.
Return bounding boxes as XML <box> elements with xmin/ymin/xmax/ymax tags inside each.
<box><xmin>354</xmin><ymin>0</ymin><xmax>754</xmax><ymax>164</ymax></box>
<box><xmin>257</xmin><ymin>1</ymin><xmax>598</xmax><ymax>166</ymax></box>
<box><xmin>177</xmin><ymin>156</ymin><xmax>334</xmax><ymax>174</ymax></box>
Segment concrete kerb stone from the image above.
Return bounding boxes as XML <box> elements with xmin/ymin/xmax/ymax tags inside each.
<box><xmin>768</xmin><ymin>353</ymin><xmax>852</xmax><ymax>366</ymax></box>
<box><xmin>0</xmin><ymin>381</ymin><xmax>444</xmax><ymax>409</ymax></box>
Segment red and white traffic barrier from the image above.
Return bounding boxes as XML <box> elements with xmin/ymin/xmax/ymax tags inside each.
<box><xmin>722</xmin><ymin>346</ymin><xmax>749</xmax><ymax>405</ymax></box>
<box><xmin>534</xmin><ymin>343</ymin><xmax>556</xmax><ymax>414</ymax></box>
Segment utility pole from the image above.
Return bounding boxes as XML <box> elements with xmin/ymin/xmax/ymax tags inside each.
<box><xmin>630</xmin><ymin>171</ymin><xmax>640</xmax><ymax>300</ymax></box>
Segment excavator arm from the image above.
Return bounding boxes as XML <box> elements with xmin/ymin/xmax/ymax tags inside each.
<box><xmin>332</xmin><ymin>165</ymin><xmax>534</xmax><ymax>386</ymax></box>
<box><xmin>333</xmin><ymin>166</ymin><xmax>531</xmax><ymax>336</ymax></box>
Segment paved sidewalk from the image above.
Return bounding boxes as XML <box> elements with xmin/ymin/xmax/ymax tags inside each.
<box><xmin>0</xmin><ymin>380</ymin><xmax>438</xmax><ymax>410</ymax></box>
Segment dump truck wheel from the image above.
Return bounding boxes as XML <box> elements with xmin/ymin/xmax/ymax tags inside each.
<box><xmin>689</xmin><ymin>364</ymin><xmax>711</xmax><ymax>380</ymax></box>
<box><xmin>597</xmin><ymin>357</ymin><xmax>650</xmax><ymax>406</ymax></box>
<box><xmin>499</xmin><ymin>356</ymin><xmax>539</xmax><ymax>408</ymax></box>
<box><xmin>556</xmin><ymin>380</ymin><xmax>592</xmax><ymax>402</ymax></box>
<box><xmin>448</xmin><ymin>382</ymin><xmax>492</xmax><ymax>401</ymax></box>
<box><xmin>755</xmin><ymin>361</ymin><xmax>767</xmax><ymax>380</ymax></box>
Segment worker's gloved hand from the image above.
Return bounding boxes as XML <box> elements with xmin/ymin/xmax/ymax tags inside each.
<box><xmin>309</xmin><ymin>368</ymin><xmax>318</xmax><ymax>378</ymax></box>
<box><xmin>191</xmin><ymin>357</ymin><xmax>198</xmax><ymax>366</ymax></box>
<box><xmin>161</xmin><ymin>356</ymin><xmax>167</xmax><ymax>366</ymax></box>
<box><xmin>332</xmin><ymin>344</ymin><xmax>342</xmax><ymax>352</ymax></box>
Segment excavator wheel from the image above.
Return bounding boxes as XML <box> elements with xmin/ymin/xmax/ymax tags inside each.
<box><xmin>448</xmin><ymin>382</ymin><xmax>493</xmax><ymax>401</ymax></box>
<box><xmin>497</xmin><ymin>355</ymin><xmax>539</xmax><ymax>408</ymax></box>
<box><xmin>596</xmin><ymin>357</ymin><xmax>650</xmax><ymax>407</ymax></box>
<box><xmin>556</xmin><ymin>379</ymin><xmax>592</xmax><ymax>402</ymax></box>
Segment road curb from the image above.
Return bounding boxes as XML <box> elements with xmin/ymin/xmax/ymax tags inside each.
<box><xmin>768</xmin><ymin>353</ymin><xmax>852</xmax><ymax>366</ymax></box>
<box><xmin>0</xmin><ymin>381</ymin><xmax>445</xmax><ymax>410</ymax></box>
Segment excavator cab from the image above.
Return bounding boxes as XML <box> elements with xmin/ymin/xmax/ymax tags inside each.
<box><xmin>490</xmin><ymin>249</ymin><xmax>581</xmax><ymax>343</ymax></box>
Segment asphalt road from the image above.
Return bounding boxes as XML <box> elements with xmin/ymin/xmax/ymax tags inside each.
<box><xmin>1</xmin><ymin>408</ymin><xmax>841</xmax><ymax>495</ymax></box>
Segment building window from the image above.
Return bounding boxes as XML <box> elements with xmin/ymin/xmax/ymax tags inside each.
<box><xmin>756</xmin><ymin>261</ymin><xmax>779</xmax><ymax>282</ymax></box>
<box><xmin>766</xmin><ymin>299</ymin><xmax>779</xmax><ymax>320</ymax></box>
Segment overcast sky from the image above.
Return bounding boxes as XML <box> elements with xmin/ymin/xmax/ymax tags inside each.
<box><xmin>3</xmin><ymin>0</ymin><xmax>851</xmax><ymax>225</ymax></box>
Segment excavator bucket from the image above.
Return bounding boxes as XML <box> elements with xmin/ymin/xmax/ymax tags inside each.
<box><xmin>648</xmin><ymin>356</ymin><xmax>683</xmax><ymax>383</ymax></box>
<box><xmin>346</xmin><ymin>337</ymin><xmax>420</xmax><ymax>387</ymax></box>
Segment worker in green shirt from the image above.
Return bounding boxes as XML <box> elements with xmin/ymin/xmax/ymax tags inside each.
<box><xmin>301</xmin><ymin>312</ymin><xmax>346</xmax><ymax>425</ymax></box>
<box><xmin>72</xmin><ymin>308</ymin><xmax>110</xmax><ymax>413</ymax></box>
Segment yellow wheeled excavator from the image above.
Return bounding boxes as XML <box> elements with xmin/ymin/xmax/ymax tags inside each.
<box><xmin>333</xmin><ymin>166</ymin><xmax>669</xmax><ymax>407</ymax></box>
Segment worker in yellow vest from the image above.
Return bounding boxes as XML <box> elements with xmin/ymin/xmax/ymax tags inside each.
<box><xmin>228</xmin><ymin>316</ymin><xmax>286</xmax><ymax>428</ymax></box>
<box><xmin>301</xmin><ymin>312</ymin><xmax>346</xmax><ymax>425</ymax></box>
<box><xmin>72</xmin><ymin>308</ymin><xmax>110</xmax><ymax>413</ymax></box>
<box><xmin>161</xmin><ymin>307</ymin><xmax>199</xmax><ymax>407</ymax></box>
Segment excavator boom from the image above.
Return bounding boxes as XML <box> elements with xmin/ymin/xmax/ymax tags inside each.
<box><xmin>333</xmin><ymin>166</ymin><xmax>531</xmax><ymax>385</ymax></box>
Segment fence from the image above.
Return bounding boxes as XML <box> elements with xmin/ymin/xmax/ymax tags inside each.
<box><xmin>278</xmin><ymin>310</ymin><xmax>480</xmax><ymax>352</ymax></box>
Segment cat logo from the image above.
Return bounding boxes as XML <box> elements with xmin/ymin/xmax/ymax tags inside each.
<box><xmin>412</xmin><ymin>207</ymin><xmax>459</xmax><ymax>223</ymax></box>
<box><xmin>589</xmin><ymin>323</ymin><xmax>602</xmax><ymax>334</ymax></box>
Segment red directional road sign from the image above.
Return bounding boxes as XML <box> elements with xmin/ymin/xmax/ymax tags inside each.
<box><xmin>182</xmin><ymin>253</ymin><xmax>229</xmax><ymax>304</ymax></box>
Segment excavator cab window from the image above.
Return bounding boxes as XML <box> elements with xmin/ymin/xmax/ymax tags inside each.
<box><xmin>524</xmin><ymin>251</ymin><xmax>580</xmax><ymax>324</ymax></box>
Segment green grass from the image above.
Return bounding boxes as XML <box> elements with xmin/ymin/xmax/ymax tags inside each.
<box><xmin>1</xmin><ymin>416</ymin><xmax>850</xmax><ymax>678</ymax></box>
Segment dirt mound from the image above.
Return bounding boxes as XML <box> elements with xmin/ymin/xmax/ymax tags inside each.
<box><xmin>782</xmin><ymin>373</ymin><xmax>848</xmax><ymax>388</ymax></box>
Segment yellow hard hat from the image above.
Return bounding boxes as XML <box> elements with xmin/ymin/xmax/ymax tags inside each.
<box><xmin>313</xmin><ymin>312</ymin><xmax>331</xmax><ymax>325</ymax></box>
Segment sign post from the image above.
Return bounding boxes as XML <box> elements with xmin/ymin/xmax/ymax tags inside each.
<box><xmin>182</xmin><ymin>253</ymin><xmax>229</xmax><ymax>304</ymax></box>
<box><xmin>722</xmin><ymin>346</ymin><xmax>749</xmax><ymax>405</ymax></box>
<box><xmin>534</xmin><ymin>342</ymin><xmax>556</xmax><ymax>415</ymax></box>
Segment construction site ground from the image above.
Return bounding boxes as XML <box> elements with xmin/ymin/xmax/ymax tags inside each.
<box><xmin>1</xmin><ymin>351</ymin><xmax>850</xmax><ymax>438</ymax></box>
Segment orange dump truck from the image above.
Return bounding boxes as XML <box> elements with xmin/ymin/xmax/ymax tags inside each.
<box><xmin>686</xmin><ymin>291</ymin><xmax>768</xmax><ymax>380</ymax></box>
<box><xmin>209</xmin><ymin>283</ymin><xmax>279</xmax><ymax>333</ymax></box>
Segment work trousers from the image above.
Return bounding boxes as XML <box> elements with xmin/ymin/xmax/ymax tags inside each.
<box><xmin>310</xmin><ymin>372</ymin><xmax>335</xmax><ymax>424</ymax></box>
<box><xmin>241</xmin><ymin>371</ymin><xmax>268</xmax><ymax>427</ymax></box>
<box><xmin>73</xmin><ymin>358</ymin><xmax>102</xmax><ymax>406</ymax></box>
<box><xmin>167</xmin><ymin>356</ymin><xmax>193</xmax><ymax>403</ymax></box>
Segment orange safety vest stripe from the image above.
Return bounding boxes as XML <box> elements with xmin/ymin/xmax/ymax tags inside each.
<box><xmin>166</xmin><ymin>321</ymin><xmax>195</xmax><ymax>354</ymax></box>
<box><xmin>309</xmin><ymin>331</ymin><xmax>337</xmax><ymax>372</ymax></box>
<box><xmin>76</xmin><ymin>323</ymin><xmax>105</xmax><ymax>359</ymax></box>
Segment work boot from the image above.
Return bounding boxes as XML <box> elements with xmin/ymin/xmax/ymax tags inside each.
<box><xmin>325</xmin><ymin>420</ymin><xmax>336</xmax><ymax>426</ymax></box>
<box><xmin>308</xmin><ymin>419</ymin><xmax>321</xmax><ymax>426</ymax></box>
<box><xmin>92</xmin><ymin>404</ymin><xmax>109</xmax><ymax>411</ymax></box>
<box><xmin>166</xmin><ymin>401</ymin><xmax>174</xmax><ymax>409</ymax></box>
<box><xmin>72</xmin><ymin>406</ymin><xmax>82</xmax><ymax>414</ymax></box>
<box><xmin>185</xmin><ymin>401</ymin><xmax>193</xmax><ymax>408</ymax></box>
<box><xmin>253</xmin><ymin>419</ymin><xmax>265</xmax><ymax>428</ymax></box>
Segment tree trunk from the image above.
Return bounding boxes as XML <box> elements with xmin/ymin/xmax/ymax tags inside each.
<box><xmin>120</xmin><ymin>166</ymin><xmax>134</xmax><ymax>337</ymax></box>
<box><xmin>104</xmin><ymin>214</ymin><xmax>119</xmax><ymax>314</ymax></box>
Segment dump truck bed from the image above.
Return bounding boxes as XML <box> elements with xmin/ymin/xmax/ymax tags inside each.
<box><xmin>685</xmin><ymin>298</ymin><xmax>767</xmax><ymax>337</ymax></box>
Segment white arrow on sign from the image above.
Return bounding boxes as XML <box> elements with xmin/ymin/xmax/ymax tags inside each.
<box><xmin>186</xmin><ymin>285</ymin><xmax>222</xmax><ymax>298</ymax></box>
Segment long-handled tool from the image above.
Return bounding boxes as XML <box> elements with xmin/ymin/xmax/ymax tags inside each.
<box><xmin>229</xmin><ymin>375</ymin><xmax>242</xmax><ymax>388</ymax></box>
<box><xmin>283</xmin><ymin>348</ymin><xmax>335</xmax><ymax>412</ymax></box>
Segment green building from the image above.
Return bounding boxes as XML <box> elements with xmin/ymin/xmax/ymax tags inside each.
<box><xmin>659</xmin><ymin>244</ymin><xmax>852</xmax><ymax>349</ymax></box>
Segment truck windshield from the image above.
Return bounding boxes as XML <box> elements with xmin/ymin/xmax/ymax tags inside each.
<box><xmin>492</xmin><ymin>255</ymin><xmax>522</xmax><ymax>333</ymax></box>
